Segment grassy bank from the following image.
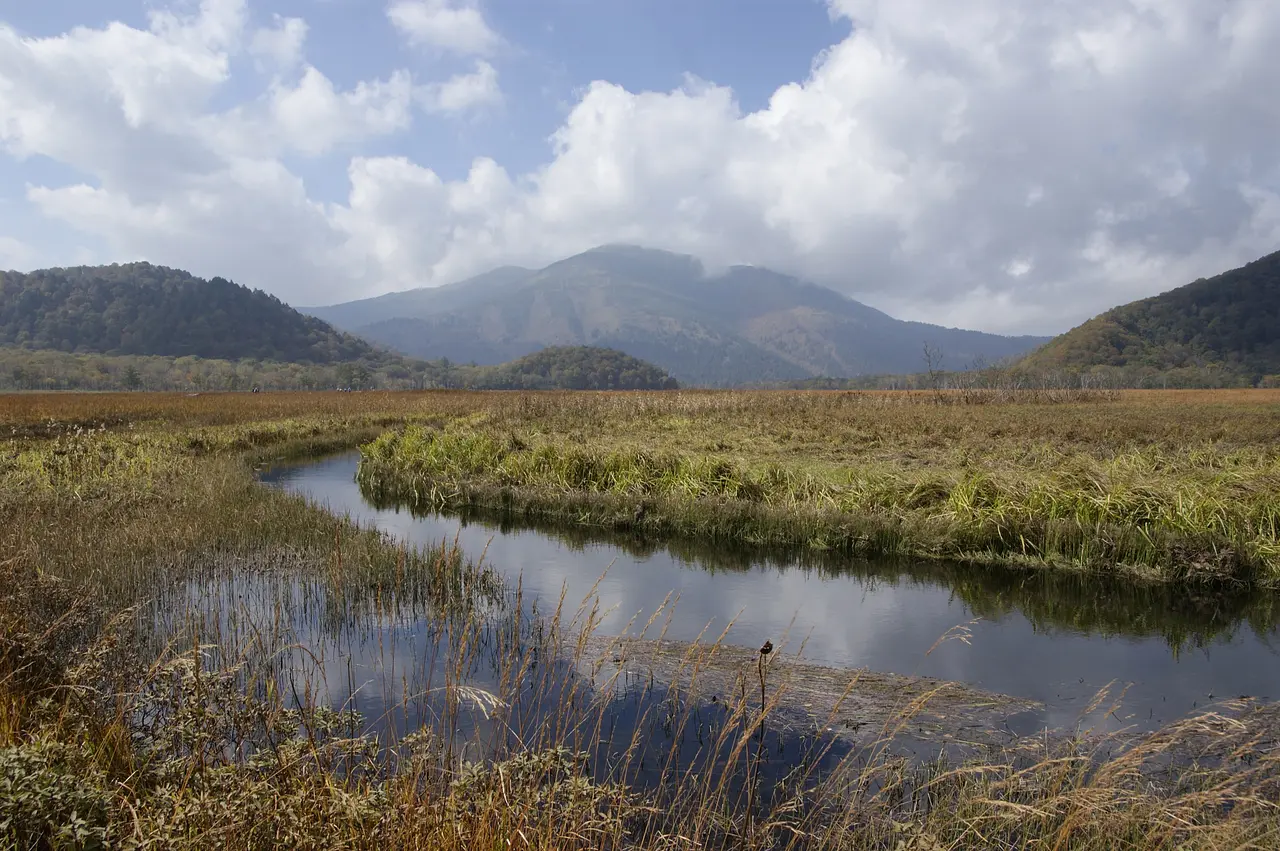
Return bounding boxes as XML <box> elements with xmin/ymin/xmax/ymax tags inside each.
<box><xmin>358</xmin><ymin>390</ymin><xmax>1280</xmax><ymax>585</ymax></box>
<box><xmin>2</xmin><ymin>391</ymin><xmax>1279</xmax><ymax>848</ymax></box>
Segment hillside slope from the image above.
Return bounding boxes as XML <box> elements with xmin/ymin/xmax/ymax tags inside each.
<box><xmin>0</xmin><ymin>262</ymin><xmax>376</xmax><ymax>363</ymax></box>
<box><xmin>1021</xmin><ymin>249</ymin><xmax>1280</xmax><ymax>382</ymax></box>
<box><xmin>310</xmin><ymin>246</ymin><xmax>1048</xmax><ymax>386</ymax></box>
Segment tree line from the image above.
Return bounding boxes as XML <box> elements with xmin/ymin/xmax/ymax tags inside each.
<box><xmin>0</xmin><ymin>346</ymin><xmax>679</xmax><ymax>393</ymax></box>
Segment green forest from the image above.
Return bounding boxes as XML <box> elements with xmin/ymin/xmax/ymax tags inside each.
<box><xmin>0</xmin><ymin>263</ymin><xmax>377</xmax><ymax>363</ymax></box>
<box><xmin>474</xmin><ymin>346</ymin><xmax>679</xmax><ymax>390</ymax></box>
<box><xmin>1020</xmin><ymin>248</ymin><xmax>1280</xmax><ymax>385</ymax></box>
<box><xmin>0</xmin><ymin>346</ymin><xmax>679</xmax><ymax>392</ymax></box>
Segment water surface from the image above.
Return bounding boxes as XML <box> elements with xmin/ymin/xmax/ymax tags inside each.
<box><xmin>262</xmin><ymin>452</ymin><xmax>1280</xmax><ymax>734</ymax></box>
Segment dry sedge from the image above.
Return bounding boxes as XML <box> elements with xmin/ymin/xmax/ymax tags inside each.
<box><xmin>1</xmin><ymin>389</ymin><xmax>1278</xmax><ymax>849</ymax></box>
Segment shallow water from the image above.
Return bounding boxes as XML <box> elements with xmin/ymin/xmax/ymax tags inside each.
<box><xmin>261</xmin><ymin>452</ymin><xmax>1280</xmax><ymax>735</ymax></box>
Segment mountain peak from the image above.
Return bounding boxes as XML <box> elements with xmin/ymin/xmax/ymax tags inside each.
<box><xmin>551</xmin><ymin>244</ymin><xmax>707</xmax><ymax>279</ymax></box>
<box><xmin>584</xmin><ymin>243</ymin><xmax>693</xmax><ymax>259</ymax></box>
<box><xmin>308</xmin><ymin>247</ymin><xmax>1048</xmax><ymax>385</ymax></box>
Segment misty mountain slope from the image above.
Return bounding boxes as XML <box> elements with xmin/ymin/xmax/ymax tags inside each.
<box><xmin>1020</xmin><ymin>248</ymin><xmax>1280</xmax><ymax>379</ymax></box>
<box><xmin>0</xmin><ymin>262</ymin><xmax>380</xmax><ymax>363</ymax></box>
<box><xmin>313</xmin><ymin>245</ymin><xmax>1049</xmax><ymax>385</ymax></box>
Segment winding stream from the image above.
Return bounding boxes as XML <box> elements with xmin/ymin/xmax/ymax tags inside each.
<box><xmin>262</xmin><ymin>451</ymin><xmax>1280</xmax><ymax>735</ymax></box>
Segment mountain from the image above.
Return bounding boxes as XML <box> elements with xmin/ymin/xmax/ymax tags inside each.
<box><xmin>1020</xmin><ymin>249</ymin><xmax>1280</xmax><ymax>383</ymax></box>
<box><xmin>0</xmin><ymin>262</ymin><xmax>378</xmax><ymax>363</ymax></box>
<box><xmin>307</xmin><ymin>245</ymin><xmax>1049</xmax><ymax>386</ymax></box>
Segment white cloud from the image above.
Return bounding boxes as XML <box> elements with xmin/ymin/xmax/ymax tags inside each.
<box><xmin>261</xmin><ymin>67</ymin><xmax>415</xmax><ymax>156</ymax></box>
<box><xmin>330</xmin><ymin>155</ymin><xmax>518</xmax><ymax>290</ymax></box>
<box><xmin>249</xmin><ymin>15</ymin><xmax>307</xmax><ymax>71</ymax></box>
<box><xmin>0</xmin><ymin>236</ymin><xmax>34</xmax><ymax>270</ymax></box>
<box><xmin>3</xmin><ymin>0</ymin><xmax>1280</xmax><ymax>331</ymax></box>
<box><xmin>418</xmin><ymin>60</ymin><xmax>501</xmax><ymax>114</ymax></box>
<box><xmin>0</xmin><ymin>3</ymin><xmax>239</xmax><ymax>149</ymax></box>
<box><xmin>28</xmin><ymin>158</ymin><xmax>350</xmax><ymax>301</ymax></box>
<box><xmin>387</xmin><ymin>0</ymin><xmax>500</xmax><ymax>56</ymax></box>
<box><xmin>147</xmin><ymin>0</ymin><xmax>246</xmax><ymax>54</ymax></box>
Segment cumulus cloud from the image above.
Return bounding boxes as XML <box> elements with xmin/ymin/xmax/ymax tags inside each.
<box><xmin>3</xmin><ymin>0</ymin><xmax>1280</xmax><ymax>330</ymax></box>
<box><xmin>387</xmin><ymin>0</ymin><xmax>501</xmax><ymax>56</ymax></box>
<box><xmin>249</xmin><ymin>14</ymin><xmax>307</xmax><ymax>71</ymax></box>
<box><xmin>255</xmin><ymin>67</ymin><xmax>415</xmax><ymax>156</ymax></box>
<box><xmin>27</xmin><ymin>158</ymin><xmax>345</xmax><ymax>296</ymax></box>
<box><xmin>417</xmin><ymin>60</ymin><xmax>501</xmax><ymax>115</ymax></box>
<box><xmin>0</xmin><ymin>236</ymin><xmax>34</xmax><ymax>270</ymax></box>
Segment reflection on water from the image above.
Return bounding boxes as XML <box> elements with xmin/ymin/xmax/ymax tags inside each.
<box><xmin>162</xmin><ymin>559</ymin><xmax>859</xmax><ymax>795</ymax></box>
<box><xmin>261</xmin><ymin>452</ymin><xmax>1280</xmax><ymax>733</ymax></box>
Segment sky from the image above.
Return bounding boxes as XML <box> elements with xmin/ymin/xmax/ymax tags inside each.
<box><xmin>0</xmin><ymin>0</ymin><xmax>1278</xmax><ymax>335</ymax></box>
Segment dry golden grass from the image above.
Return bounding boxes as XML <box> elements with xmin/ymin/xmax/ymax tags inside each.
<box><xmin>5</xmin><ymin>386</ymin><xmax>1277</xmax><ymax>426</ymax></box>
<box><xmin>1</xmin><ymin>389</ymin><xmax>450</xmax><ymax>432</ymax></box>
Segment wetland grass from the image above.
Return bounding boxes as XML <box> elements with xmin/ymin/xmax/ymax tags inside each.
<box><xmin>358</xmin><ymin>390</ymin><xmax>1280</xmax><ymax>585</ymax></box>
<box><xmin>2</xmin><ymin>390</ymin><xmax>1279</xmax><ymax>848</ymax></box>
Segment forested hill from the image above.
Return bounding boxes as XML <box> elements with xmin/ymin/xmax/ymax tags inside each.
<box><xmin>0</xmin><ymin>263</ymin><xmax>377</xmax><ymax>363</ymax></box>
<box><xmin>474</xmin><ymin>346</ymin><xmax>679</xmax><ymax>390</ymax></box>
<box><xmin>1021</xmin><ymin>249</ymin><xmax>1280</xmax><ymax>383</ymax></box>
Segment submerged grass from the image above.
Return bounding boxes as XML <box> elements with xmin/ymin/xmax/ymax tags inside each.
<box><xmin>358</xmin><ymin>390</ymin><xmax>1280</xmax><ymax>584</ymax></box>
<box><xmin>2</xmin><ymin>389</ymin><xmax>1279</xmax><ymax>849</ymax></box>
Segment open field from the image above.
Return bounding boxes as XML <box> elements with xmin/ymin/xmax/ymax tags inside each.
<box><xmin>3</xmin><ymin>389</ymin><xmax>1280</xmax><ymax>848</ymax></box>
<box><xmin>359</xmin><ymin>389</ymin><xmax>1280</xmax><ymax>585</ymax></box>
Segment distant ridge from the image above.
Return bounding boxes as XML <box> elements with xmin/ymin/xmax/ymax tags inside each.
<box><xmin>308</xmin><ymin>245</ymin><xmax>1049</xmax><ymax>386</ymax></box>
